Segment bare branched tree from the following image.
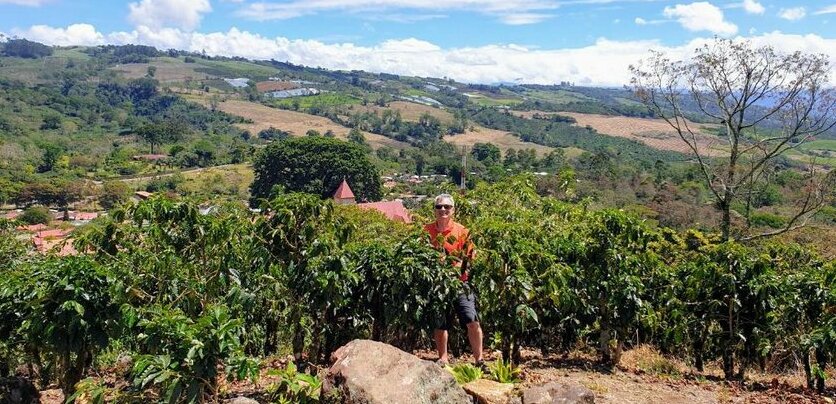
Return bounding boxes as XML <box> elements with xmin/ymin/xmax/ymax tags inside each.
<box><xmin>630</xmin><ymin>38</ymin><xmax>836</xmax><ymax>242</ymax></box>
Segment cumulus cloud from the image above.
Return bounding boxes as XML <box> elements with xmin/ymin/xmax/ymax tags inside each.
<box><xmin>13</xmin><ymin>24</ymin><xmax>104</xmax><ymax>46</ymax></box>
<box><xmin>813</xmin><ymin>5</ymin><xmax>836</xmax><ymax>15</ymax></box>
<box><xmin>663</xmin><ymin>2</ymin><xmax>738</xmax><ymax>35</ymax></box>
<box><xmin>237</xmin><ymin>0</ymin><xmax>559</xmax><ymax>25</ymax></box>
<box><xmin>778</xmin><ymin>7</ymin><xmax>806</xmax><ymax>21</ymax></box>
<box><xmin>128</xmin><ymin>0</ymin><xmax>212</xmax><ymax>31</ymax></box>
<box><xmin>10</xmin><ymin>23</ymin><xmax>836</xmax><ymax>87</ymax></box>
<box><xmin>742</xmin><ymin>0</ymin><xmax>764</xmax><ymax>15</ymax></box>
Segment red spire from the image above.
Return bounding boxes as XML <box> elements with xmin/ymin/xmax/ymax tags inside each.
<box><xmin>333</xmin><ymin>178</ymin><xmax>355</xmax><ymax>200</ymax></box>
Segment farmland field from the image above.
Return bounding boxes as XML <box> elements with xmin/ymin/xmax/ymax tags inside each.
<box><xmin>270</xmin><ymin>93</ymin><xmax>362</xmax><ymax>110</ymax></box>
<box><xmin>187</xmin><ymin>97</ymin><xmax>410</xmax><ymax>150</ymax></box>
<box><xmin>353</xmin><ymin>101</ymin><xmax>455</xmax><ymax>124</ymax></box>
<box><xmin>517</xmin><ymin>111</ymin><xmax>726</xmax><ymax>157</ymax></box>
<box><xmin>112</xmin><ymin>57</ymin><xmax>213</xmax><ymax>82</ymax></box>
<box><xmin>444</xmin><ymin>127</ymin><xmax>555</xmax><ymax>156</ymax></box>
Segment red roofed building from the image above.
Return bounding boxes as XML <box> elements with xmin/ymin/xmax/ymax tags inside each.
<box><xmin>332</xmin><ymin>180</ymin><xmax>412</xmax><ymax>223</ymax></box>
<box><xmin>75</xmin><ymin>212</ymin><xmax>99</xmax><ymax>221</ymax></box>
<box><xmin>358</xmin><ymin>200</ymin><xmax>412</xmax><ymax>224</ymax></box>
<box><xmin>333</xmin><ymin>179</ymin><xmax>356</xmax><ymax>205</ymax></box>
<box><xmin>3</xmin><ymin>211</ymin><xmax>21</xmax><ymax>220</ymax></box>
<box><xmin>17</xmin><ymin>223</ymin><xmax>48</xmax><ymax>232</ymax></box>
<box><xmin>255</xmin><ymin>81</ymin><xmax>300</xmax><ymax>93</ymax></box>
<box><xmin>37</xmin><ymin>229</ymin><xmax>69</xmax><ymax>239</ymax></box>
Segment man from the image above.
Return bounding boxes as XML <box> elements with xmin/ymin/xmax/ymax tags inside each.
<box><xmin>424</xmin><ymin>193</ymin><xmax>484</xmax><ymax>367</ymax></box>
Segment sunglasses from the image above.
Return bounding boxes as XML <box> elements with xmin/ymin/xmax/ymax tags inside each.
<box><xmin>434</xmin><ymin>204</ymin><xmax>454</xmax><ymax>210</ymax></box>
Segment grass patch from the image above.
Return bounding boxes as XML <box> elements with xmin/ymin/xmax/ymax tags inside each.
<box><xmin>193</xmin><ymin>59</ymin><xmax>280</xmax><ymax>79</ymax></box>
<box><xmin>619</xmin><ymin>345</ymin><xmax>681</xmax><ymax>377</ymax></box>
<box><xmin>472</xmin><ymin>97</ymin><xmax>523</xmax><ymax>107</ymax></box>
<box><xmin>523</xmin><ymin>89</ymin><xmax>594</xmax><ymax>105</ymax></box>
<box><xmin>270</xmin><ymin>93</ymin><xmax>361</xmax><ymax>110</ymax></box>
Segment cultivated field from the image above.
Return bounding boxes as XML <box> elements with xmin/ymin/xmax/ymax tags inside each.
<box><xmin>112</xmin><ymin>57</ymin><xmax>212</xmax><ymax>82</ymax></box>
<box><xmin>445</xmin><ymin>127</ymin><xmax>555</xmax><ymax>156</ymax></box>
<box><xmin>190</xmin><ymin>98</ymin><xmax>410</xmax><ymax>150</ymax></box>
<box><xmin>353</xmin><ymin>101</ymin><xmax>455</xmax><ymax>124</ymax></box>
<box><xmin>517</xmin><ymin>111</ymin><xmax>726</xmax><ymax>157</ymax></box>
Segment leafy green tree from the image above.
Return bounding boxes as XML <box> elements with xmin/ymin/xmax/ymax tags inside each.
<box><xmin>1</xmin><ymin>38</ymin><xmax>52</xmax><ymax>58</ymax></box>
<box><xmin>0</xmin><ymin>257</ymin><xmax>120</xmax><ymax>396</ymax></box>
<box><xmin>250</xmin><ymin>136</ymin><xmax>381</xmax><ymax>204</ymax></box>
<box><xmin>471</xmin><ymin>143</ymin><xmax>501</xmax><ymax>164</ymax></box>
<box><xmin>99</xmin><ymin>181</ymin><xmax>130</xmax><ymax>209</ymax></box>
<box><xmin>258</xmin><ymin>126</ymin><xmax>289</xmax><ymax>141</ymax></box>
<box><xmin>135</xmin><ymin>121</ymin><xmax>187</xmax><ymax>154</ymax></box>
<box><xmin>40</xmin><ymin>114</ymin><xmax>63</xmax><ymax>130</ymax></box>
<box><xmin>348</xmin><ymin>128</ymin><xmax>368</xmax><ymax>147</ymax></box>
<box><xmin>38</xmin><ymin>144</ymin><xmax>63</xmax><ymax>173</ymax></box>
<box><xmin>19</xmin><ymin>205</ymin><xmax>51</xmax><ymax>225</ymax></box>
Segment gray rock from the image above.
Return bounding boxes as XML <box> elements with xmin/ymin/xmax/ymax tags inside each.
<box><xmin>226</xmin><ymin>396</ymin><xmax>259</xmax><ymax>404</ymax></box>
<box><xmin>521</xmin><ymin>381</ymin><xmax>594</xmax><ymax>404</ymax></box>
<box><xmin>323</xmin><ymin>339</ymin><xmax>471</xmax><ymax>404</ymax></box>
<box><xmin>0</xmin><ymin>377</ymin><xmax>39</xmax><ymax>404</ymax></box>
<box><xmin>463</xmin><ymin>379</ymin><xmax>517</xmax><ymax>404</ymax></box>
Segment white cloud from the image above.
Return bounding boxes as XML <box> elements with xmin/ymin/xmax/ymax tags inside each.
<box><xmin>663</xmin><ymin>2</ymin><xmax>738</xmax><ymax>35</ymax></box>
<box><xmin>10</xmin><ymin>24</ymin><xmax>836</xmax><ymax>87</ymax></box>
<box><xmin>742</xmin><ymin>0</ymin><xmax>764</xmax><ymax>15</ymax></box>
<box><xmin>499</xmin><ymin>13</ymin><xmax>553</xmax><ymax>25</ymax></box>
<box><xmin>813</xmin><ymin>4</ymin><xmax>836</xmax><ymax>15</ymax></box>
<box><xmin>13</xmin><ymin>24</ymin><xmax>104</xmax><ymax>46</ymax></box>
<box><xmin>363</xmin><ymin>13</ymin><xmax>447</xmax><ymax>23</ymax></box>
<box><xmin>0</xmin><ymin>0</ymin><xmax>48</xmax><ymax>5</ymax></box>
<box><xmin>813</xmin><ymin>5</ymin><xmax>836</xmax><ymax>15</ymax></box>
<box><xmin>634</xmin><ymin>17</ymin><xmax>664</xmax><ymax>25</ymax></box>
<box><xmin>237</xmin><ymin>0</ymin><xmax>559</xmax><ymax>25</ymax></box>
<box><xmin>778</xmin><ymin>7</ymin><xmax>806</xmax><ymax>21</ymax></box>
<box><xmin>128</xmin><ymin>0</ymin><xmax>212</xmax><ymax>31</ymax></box>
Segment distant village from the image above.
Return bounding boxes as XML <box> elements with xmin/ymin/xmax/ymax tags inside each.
<box><xmin>1</xmin><ymin>173</ymin><xmax>451</xmax><ymax>256</ymax></box>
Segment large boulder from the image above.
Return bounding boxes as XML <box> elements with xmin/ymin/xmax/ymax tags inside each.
<box><xmin>323</xmin><ymin>339</ymin><xmax>471</xmax><ymax>404</ymax></box>
<box><xmin>521</xmin><ymin>381</ymin><xmax>594</xmax><ymax>404</ymax></box>
<box><xmin>463</xmin><ymin>379</ymin><xmax>518</xmax><ymax>404</ymax></box>
<box><xmin>0</xmin><ymin>376</ymin><xmax>39</xmax><ymax>404</ymax></box>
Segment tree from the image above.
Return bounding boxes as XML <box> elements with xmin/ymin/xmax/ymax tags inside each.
<box><xmin>99</xmin><ymin>181</ymin><xmax>130</xmax><ymax>209</ymax></box>
<box><xmin>1</xmin><ymin>38</ymin><xmax>52</xmax><ymax>58</ymax></box>
<box><xmin>250</xmin><ymin>136</ymin><xmax>381</xmax><ymax>205</ymax></box>
<box><xmin>19</xmin><ymin>206</ymin><xmax>51</xmax><ymax>225</ymax></box>
<box><xmin>631</xmin><ymin>38</ymin><xmax>836</xmax><ymax>241</ymax></box>
<box><xmin>135</xmin><ymin>121</ymin><xmax>187</xmax><ymax>154</ymax></box>
<box><xmin>472</xmin><ymin>142</ymin><xmax>501</xmax><ymax>164</ymax></box>
<box><xmin>348</xmin><ymin>128</ymin><xmax>367</xmax><ymax>147</ymax></box>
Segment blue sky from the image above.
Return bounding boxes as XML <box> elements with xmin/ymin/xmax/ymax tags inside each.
<box><xmin>0</xmin><ymin>0</ymin><xmax>834</xmax><ymax>85</ymax></box>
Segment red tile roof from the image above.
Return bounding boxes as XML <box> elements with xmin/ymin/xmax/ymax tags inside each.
<box><xmin>256</xmin><ymin>81</ymin><xmax>300</xmax><ymax>93</ymax></box>
<box><xmin>3</xmin><ymin>211</ymin><xmax>21</xmax><ymax>220</ymax></box>
<box><xmin>36</xmin><ymin>229</ymin><xmax>69</xmax><ymax>239</ymax></box>
<box><xmin>333</xmin><ymin>179</ymin><xmax>355</xmax><ymax>200</ymax></box>
<box><xmin>17</xmin><ymin>223</ymin><xmax>48</xmax><ymax>232</ymax></box>
<box><xmin>75</xmin><ymin>212</ymin><xmax>99</xmax><ymax>221</ymax></box>
<box><xmin>358</xmin><ymin>200</ymin><xmax>412</xmax><ymax>224</ymax></box>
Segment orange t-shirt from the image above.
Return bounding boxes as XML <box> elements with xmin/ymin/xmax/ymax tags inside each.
<box><xmin>424</xmin><ymin>221</ymin><xmax>474</xmax><ymax>281</ymax></box>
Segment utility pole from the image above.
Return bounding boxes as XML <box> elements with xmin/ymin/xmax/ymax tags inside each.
<box><xmin>460</xmin><ymin>145</ymin><xmax>467</xmax><ymax>190</ymax></box>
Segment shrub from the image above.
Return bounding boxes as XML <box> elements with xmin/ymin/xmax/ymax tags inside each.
<box><xmin>446</xmin><ymin>363</ymin><xmax>482</xmax><ymax>384</ymax></box>
<box><xmin>19</xmin><ymin>205</ymin><xmax>50</xmax><ymax>225</ymax></box>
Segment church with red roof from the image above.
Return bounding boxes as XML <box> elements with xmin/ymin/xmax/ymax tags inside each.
<box><xmin>332</xmin><ymin>179</ymin><xmax>412</xmax><ymax>223</ymax></box>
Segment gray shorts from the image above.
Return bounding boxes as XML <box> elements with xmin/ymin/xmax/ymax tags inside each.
<box><xmin>437</xmin><ymin>292</ymin><xmax>479</xmax><ymax>331</ymax></box>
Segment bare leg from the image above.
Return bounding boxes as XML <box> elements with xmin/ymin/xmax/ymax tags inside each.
<box><xmin>466</xmin><ymin>321</ymin><xmax>483</xmax><ymax>362</ymax></box>
<box><xmin>434</xmin><ymin>329</ymin><xmax>449</xmax><ymax>362</ymax></box>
